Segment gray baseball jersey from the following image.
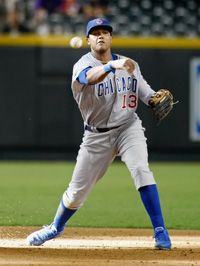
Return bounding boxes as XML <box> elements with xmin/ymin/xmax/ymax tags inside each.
<box><xmin>71</xmin><ymin>52</ymin><xmax>155</xmax><ymax>129</ymax></box>
<box><xmin>26</xmin><ymin>17</ymin><xmax>171</xmax><ymax>249</ymax></box>
<box><xmin>61</xmin><ymin>52</ymin><xmax>156</xmax><ymax>209</ymax></box>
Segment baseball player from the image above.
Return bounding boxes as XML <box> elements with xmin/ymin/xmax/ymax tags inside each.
<box><xmin>27</xmin><ymin>17</ymin><xmax>171</xmax><ymax>249</ymax></box>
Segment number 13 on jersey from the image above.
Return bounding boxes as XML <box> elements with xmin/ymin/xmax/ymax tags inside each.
<box><xmin>122</xmin><ymin>94</ymin><xmax>138</xmax><ymax>109</ymax></box>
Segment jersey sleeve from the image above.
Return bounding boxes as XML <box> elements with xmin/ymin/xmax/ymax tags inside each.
<box><xmin>71</xmin><ymin>56</ymin><xmax>92</xmax><ymax>92</ymax></box>
<box><xmin>73</xmin><ymin>62</ymin><xmax>91</xmax><ymax>81</ymax></box>
<box><xmin>136</xmin><ymin>63</ymin><xmax>155</xmax><ymax>105</ymax></box>
<box><xmin>77</xmin><ymin>67</ymin><xmax>92</xmax><ymax>85</ymax></box>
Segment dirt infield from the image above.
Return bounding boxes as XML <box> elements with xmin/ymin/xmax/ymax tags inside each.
<box><xmin>0</xmin><ymin>227</ymin><xmax>200</xmax><ymax>266</ymax></box>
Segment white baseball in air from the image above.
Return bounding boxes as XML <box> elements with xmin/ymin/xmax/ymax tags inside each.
<box><xmin>69</xmin><ymin>36</ymin><xmax>83</xmax><ymax>48</ymax></box>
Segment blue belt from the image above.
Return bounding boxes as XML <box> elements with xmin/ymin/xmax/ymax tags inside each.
<box><xmin>85</xmin><ymin>125</ymin><xmax>120</xmax><ymax>133</ymax></box>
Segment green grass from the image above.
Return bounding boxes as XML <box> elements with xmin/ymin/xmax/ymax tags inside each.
<box><xmin>0</xmin><ymin>161</ymin><xmax>199</xmax><ymax>229</ymax></box>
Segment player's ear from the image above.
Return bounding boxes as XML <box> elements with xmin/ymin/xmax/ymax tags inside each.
<box><xmin>86</xmin><ymin>36</ymin><xmax>90</xmax><ymax>45</ymax></box>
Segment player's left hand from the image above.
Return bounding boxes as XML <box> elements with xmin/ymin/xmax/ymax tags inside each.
<box><xmin>148</xmin><ymin>89</ymin><xmax>179</xmax><ymax>124</ymax></box>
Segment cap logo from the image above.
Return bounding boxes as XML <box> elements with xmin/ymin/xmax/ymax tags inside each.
<box><xmin>95</xmin><ymin>18</ymin><xmax>103</xmax><ymax>25</ymax></box>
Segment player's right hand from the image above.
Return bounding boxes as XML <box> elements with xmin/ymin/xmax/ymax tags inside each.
<box><xmin>110</xmin><ymin>58</ymin><xmax>135</xmax><ymax>74</ymax></box>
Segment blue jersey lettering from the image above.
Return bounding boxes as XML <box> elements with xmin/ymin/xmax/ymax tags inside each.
<box><xmin>96</xmin><ymin>76</ymin><xmax>137</xmax><ymax>96</ymax></box>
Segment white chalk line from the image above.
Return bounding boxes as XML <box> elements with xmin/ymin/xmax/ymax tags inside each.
<box><xmin>0</xmin><ymin>236</ymin><xmax>200</xmax><ymax>249</ymax></box>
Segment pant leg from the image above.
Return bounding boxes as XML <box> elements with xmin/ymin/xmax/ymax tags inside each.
<box><xmin>63</xmin><ymin>130</ymin><xmax>116</xmax><ymax>209</ymax></box>
<box><xmin>117</xmin><ymin>118</ymin><xmax>156</xmax><ymax>190</ymax></box>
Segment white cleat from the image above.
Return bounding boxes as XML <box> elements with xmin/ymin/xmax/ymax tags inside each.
<box><xmin>26</xmin><ymin>224</ymin><xmax>63</xmax><ymax>246</ymax></box>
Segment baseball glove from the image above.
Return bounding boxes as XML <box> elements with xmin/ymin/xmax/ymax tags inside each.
<box><xmin>148</xmin><ymin>89</ymin><xmax>177</xmax><ymax>124</ymax></box>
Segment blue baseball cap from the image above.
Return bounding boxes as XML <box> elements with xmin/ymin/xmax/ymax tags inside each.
<box><xmin>86</xmin><ymin>18</ymin><xmax>113</xmax><ymax>36</ymax></box>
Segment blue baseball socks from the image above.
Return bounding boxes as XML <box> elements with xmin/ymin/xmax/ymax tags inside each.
<box><xmin>53</xmin><ymin>200</ymin><xmax>77</xmax><ymax>232</ymax></box>
<box><xmin>54</xmin><ymin>185</ymin><xmax>165</xmax><ymax>232</ymax></box>
<box><xmin>139</xmin><ymin>184</ymin><xmax>165</xmax><ymax>229</ymax></box>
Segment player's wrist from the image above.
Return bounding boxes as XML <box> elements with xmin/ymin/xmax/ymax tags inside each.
<box><xmin>103</xmin><ymin>61</ymin><xmax>116</xmax><ymax>74</ymax></box>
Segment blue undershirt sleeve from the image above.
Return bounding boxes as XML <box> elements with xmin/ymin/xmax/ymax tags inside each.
<box><xmin>77</xmin><ymin>67</ymin><xmax>92</xmax><ymax>85</ymax></box>
<box><xmin>76</xmin><ymin>57</ymin><xmax>117</xmax><ymax>85</ymax></box>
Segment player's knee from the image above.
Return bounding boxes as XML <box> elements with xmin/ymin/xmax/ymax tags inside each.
<box><xmin>134</xmin><ymin>165</ymin><xmax>150</xmax><ymax>176</ymax></box>
<box><xmin>130</xmin><ymin>165</ymin><xmax>156</xmax><ymax>190</ymax></box>
<box><xmin>130</xmin><ymin>164</ymin><xmax>148</xmax><ymax>177</ymax></box>
<box><xmin>62</xmin><ymin>191</ymin><xmax>84</xmax><ymax>209</ymax></box>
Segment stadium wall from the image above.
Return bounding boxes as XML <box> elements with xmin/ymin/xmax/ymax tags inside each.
<box><xmin>0</xmin><ymin>35</ymin><xmax>200</xmax><ymax>160</ymax></box>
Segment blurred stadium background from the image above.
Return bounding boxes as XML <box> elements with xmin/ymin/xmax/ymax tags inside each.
<box><xmin>0</xmin><ymin>0</ymin><xmax>200</xmax><ymax>230</ymax></box>
<box><xmin>0</xmin><ymin>0</ymin><xmax>200</xmax><ymax>161</ymax></box>
<box><xmin>0</xmin><ymin>0</ymin><xmax>200</xmax><ymax>36</ymax></box>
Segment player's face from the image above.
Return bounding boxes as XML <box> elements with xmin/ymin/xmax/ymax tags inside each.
<box><xmin>87</xmin><ymin>28</ymin><xmax>112</xmax><ymax>53</ymax></box>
